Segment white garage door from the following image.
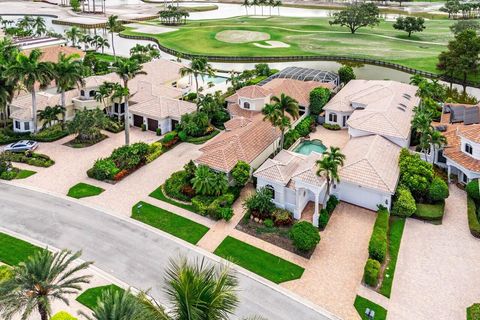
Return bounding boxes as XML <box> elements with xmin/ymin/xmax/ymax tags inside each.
<box><xmin>336</xmin><ymin>182</ymin><xmax>388</xmax><ymax>211</ymax></box>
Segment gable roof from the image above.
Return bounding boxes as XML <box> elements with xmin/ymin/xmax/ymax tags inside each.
<box><xmin>234</xmin><ymin>85</ymin><xmax>271</xmax><ymax>99</ymax></box>
<box><xmin>262</xmin><ymin>78</ymin><xmax>332</xmax><ymax>107</ymax></box>
<box><xmin>10</xmin><ymin>90</ymin><xmax>79</xmax><ymax>120</ymax></box>
<box><xmin>23</xmin><ymin>45</ymin><xmax>85</xmax><ymax>63</ymax></box>
<box><xmin>339</xmin><ymin>135</ymin><xmax>401</xmax><ymax>194</ymax></box>
<box><xmin>129</xmin><ymin>96</ymin><xmax>196</xmax><ymax>120</ymax></box>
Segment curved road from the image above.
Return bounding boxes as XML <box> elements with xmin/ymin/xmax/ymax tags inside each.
<box><xmin>0</xmin><ymin>183</ymin><xmax>339</xmax><ymax>320</ymax></box>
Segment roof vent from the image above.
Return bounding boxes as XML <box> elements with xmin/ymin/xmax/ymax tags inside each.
<box><xmin>397</xmin><ymin>106</ymin><xmax>406</xmax><ymax>112</ymax></box>
<box><xmin>403</xmin><ymin>93</ymin><xmax>411</xmax><ymax>100</ymax></box>
<box><xmin>399</xmin><ymin>103</ymin><xmax>408</xmax><ymax>109</ymax></box>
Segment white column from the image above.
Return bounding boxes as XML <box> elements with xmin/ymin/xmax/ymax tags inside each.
<box><xmin>447</xmin><ymin>165</ymin><xmax>451</xmax><ymax>183</ymax></box>
<box><xmin>313</xmin><ymin>191</ymin><xmax>320</xmax><ymax>227</ymax></box>
<box><xmin>294</xmin><ymin>190</ymin><xmax>301</xmax><ymax>220</ymax></box>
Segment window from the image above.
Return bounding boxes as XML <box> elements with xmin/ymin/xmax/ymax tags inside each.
<box><xmin>342</xmin><ymin>115</ymin><xmax>349</xmax><ymax>127</ymax></box>
<box><xmin>437</xmin><ymin>150</ymin><xmax>447</xmax><ymax>164</ymax></box>
<box><xmin>120</xmin><ymin>103</ymin><xmax>125</xmax><ymax>114</ymax></box>
<box><xmin>329</xmin><ymin>113</ymin><xmax>337</xmax><ymax>123</ymax></box>
<box><xmin>462</xmin><ymin>173</ymin><xmax>468</xmax><ymax>184</ymax></box>
<box><xmin>243</xmin><ymin>101</ymin><xmax>250</xmax><ymax>109</ymax></box>
<box><xmin>80</xmin><ymin>90</ymin><xmax>85</xmax><ymax>96</ymax></box>
<box><xmin>14</xmin><ymin>121</ymin><xmax>20</xmax><ymax>130</ymax></box>
<box><xmin>24</xmin><ymin>122</ymin><xmax>30</xmax><ymax>131</ymax></box>
<box><xmin>114</xmin><ymin>103</ymin><xmax>119</xmax><ymax>113</ymax></box>
<box><xmin>89</xmin><ymin>90</ymin><xmax>96</xmax><ymax>97</ymax></box>
<box><xmin>265</xmin><ymin>185</ymin><xmax>275</xmax><ymax>200</ymax></box>
<box><xmin>465</xmin><ymin>143</ymin><xmax>473</xmax><ymax>155</ymax></box>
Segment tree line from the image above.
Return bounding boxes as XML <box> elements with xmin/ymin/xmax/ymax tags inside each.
<box><xmin>241</xmin><ymin>0</ymin><xmax>282</xmax><ymax>16</ymax></box>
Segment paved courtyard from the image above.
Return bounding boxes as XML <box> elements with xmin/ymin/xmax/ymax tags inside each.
<box><xmin>310</xmin><ymin>125</ymin><xmax>350</xmax><ymax>149</ymax></box>
<box><xmin>388</xmin><ymin>186</ymin><xmax>480</xmax><ymax>320</ymax></box>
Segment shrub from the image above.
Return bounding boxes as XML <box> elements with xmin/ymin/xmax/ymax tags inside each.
<box><xmin>178</xmin><ymin>130</ymin><xmax>188</xmax><ymax>141</ymax></box>
<box><xmin>51</xmin><ymin>311</ymin><xmax>78</xmax><ymax>320</ymax></box>
<box><xmin>88</xmin><ymin>158</ymin><xmax>119</xmax><ymax>181</ymax></box>
<box><xmin>398</xmin><ymin>149</ymin><xmax>434</xmax><ymax>199</ymax></box>
<box><xmin>156</xmin><ymin>128</ymin><xmax>162</xmax><ymax>136</ymax></box>
<box><xmin>338</xmin><ymin>65</ymin><xmax>356</xmax><ymax>84</ymax></box>
<box><xmin>272</xmin><ymin>209</ymin><xmax>293</xmax><ymax>226</ymax></box>
<box><xmin>283</xmin><ymin>129</ymin><xmax>301</xmax><ymax>149</ymax></box>
<box><xmin>322</xmin><ymin>123</ymin><xmax>341</xmax><ymax>130</ymax></box>
<box><xmin>32</xmin><ymin>124</ymin><xmax>68</xmax><ymax>142</ymax></box>
<box><xmin>192</xmin><ymin>195</ymin><xmax>215</xmax><ymax>216</ymax></box>
<box><xmin>468</xmin><ymin>303</ymin><xmax>480</xmax><ymax>320</ymax></box>
<box><xmin>368</xmin><ymin>207</ymin><xmax>389</xmax><ymax>262</ymax></box>
<box><xmin>179</xmin><ymin>111</ymin><xmax>209</xmax><ymax>137</ymax></box>
<box><xmin>309</xmin><ymin>87</ymin><xmax>331</xmax><ymax>115</ymax></box>
<box><xmin>184</xmin><ymin>160</ymin><xmax>197</xmax><ymax>180</ymax></box>
<box><xmin>363</xmin><ymin>259</ymin><xmax>381</xmax><ymax>287</ymax></box>
<box><xmin>264</xmin><ymin>219</ymin><xmax>274</xmax><ymax>228</ymax></box>
<box><xmin>468</xmin><ymin>197</ymin><xmax>480</xmax><ymax>238</ymax></box>
<box><xmin>318</xmin><ymin>208</ymin><xmax>330</xmax><ymax>230</ymax></box>
<box><xmin>428</xmin><ymin>176</ymin><xmax>449</xmax><ymax>202</ymax></box>
<box><xmin>0</xmin><ymin>265</ymin><xmax>12</xmax><ymax>283</ymax></box>
<box><xmin>243</xmin><ymin>187</ymin><xmax>276</xmax><ymax>220</ymax></box>
<box><xmin>141</xmin><ymin>124</ymin><xmax>146</xmax><ymax>131</ymax></box>
<box><xmin>162</xmin><ymin>131</ymin><xmax>178</xmax><ymax>143</ymax></box>
<box><xmin>466</xmin><ymin>179</ymin><xmax>480</xmax><ymax>201</ymax></box>
<box><xmin>2</xmin><ymin>151</ymin><xmax>54</xmax><ymax>167</ymax></box>
<box><xmin>0</xmin><ymin>170</ymin><xmax>17</xmax><ymax>180</ymax></box>
<box><xmin>146</xmin><ymin>142</ymin><xmax>163</xmax><ymax>163</ymax></box>
<box><xmin>164</xmin><ymin>170</ymin><xmax>192</xmax><ymax>201</ymax></box>
<box><xmin>326</xmin><ymin>195</ymin><xmax>339</xmax><ymax>214</ymax></box>
<box><xmin>295</xmin><ymin>116</ymin><xmax>314</xmax><ymax>137</ymax></box>
<box><xmin>232</xmin><ymin>160</ymin><xmax>251</xmax><ymax>186</ymax></box>
<box><xmin>290</xmin><ymin>221</ymin><xmax>321</xmax><ymax>252</ymax></box>
<box><xmin>392</xmin><ymin>186</ymin><xmax>416</xmax><ymax>218</ymax></box>
<box><xmin>111</xmin><ymin>142</ymin><xmax>149</xmax><ymax>170</ymax></box>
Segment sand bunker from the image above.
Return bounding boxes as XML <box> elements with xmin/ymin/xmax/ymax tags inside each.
<box><xmin>254</xmin><ymin>41</ymin><xmax>290</xmax><ymax>48</ymax></box>
<box><xmin>128</xmin><ymin>23</ymin><xmax>178</xmax><ymax>34</ymax></box>
<box><xmin>215</xmin><ymin>30</ymin><xmax>270</xmax><ymax>43</ymax></box>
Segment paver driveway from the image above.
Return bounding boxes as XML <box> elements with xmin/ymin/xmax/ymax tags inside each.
<box><xmin>388</xmin><ymin>186</ymin><xmax>480</xmax><ymax>320</ymax></box>
<box><xmin>282</xmin><ymin>202</ymin><xmax>376</xmax><ymax>320</ymax></box>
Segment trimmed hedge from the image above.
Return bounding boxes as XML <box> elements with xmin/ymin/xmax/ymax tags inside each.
<box><xmin>2</xmin><ymin>151</ymin><xmax>54</xmax><ymax>167</ymax></box>
<box><xmin>318</xmin><ymin>195</ymin><xmax>339</xmax><ymax>230</ymax></box>
<box><xmin>368</xmin><ymin>207</ymin><xmax>389</xmax><ymax>263</ymax></box>
<box><xmin>290</xmin><ymin>221</ymin><xmax>321</xmax><ymax>252</ymax></box>
<box><xmin>468</xmin><ymin>197</ymin><xmax>480</xmax><ymax>238</ymax></box>
<box><xmin>392</xmin><ymin>186</ymin><xmax>416</xmax><ymax>218</ymax></box>
<box><xmin>466</xmin><ymin>179</ymin><xmax>480</xmax><ymax>201</ymax></box>
<box><xmin>468</xmin><ymin>303</ymin><xmax>480</xmax><ymax>320</ymax></box>
<box><xmin>283</xmin><ymin>116</ymin><xmax>315</xmax><ymax>149</ymax></box>
<box><xmin>428</xmin><ymin>176</ymin><xmax>449</xmax><ymax>202</ymax></box>
<box><xmin>0</xmin><ymin>124</ymin><xmax>68</xmax><ymax>144</ymax></box>
<box><xmin>322</xmin><ymin>123</ymin><xmax>341</xmax><ymax>130</ymax></box>
<box><xmin>363</xmin><ymin>259</ymin><xmax>381</xmax><ymax>287</ymax></box>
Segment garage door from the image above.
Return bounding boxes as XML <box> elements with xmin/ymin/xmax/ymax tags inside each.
<box><xmin>133</xmin><ymin>114</ymin><xmax>143</xmax><ymax>128</ymax></box>
<box><xmin>147</xmin><ymin>118</ymin><xmax>158</xmax><ymax>132</ymax></box>
<box><xmin>336</xmin><ymin>182</ymin><xmax>388</xmax><ymax>211</ymax></box>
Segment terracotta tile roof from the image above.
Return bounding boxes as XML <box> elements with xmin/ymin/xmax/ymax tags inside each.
<box><xmin>442</xmin><ymin>124</ymin><xmax>480</xmax><ymax>172</ymax></box>
<box><xmin>129</xmin><ymin>96</ymin><xmax>196</xmax><ymax>120</ymax></box>
<box><xmin>262</xmin><ymin>78</ymin><xmax>332</xmax><ymax>107</ymax></box>
<box><xmin>23</xmin><ymin>45</ymin><xmax>85</xmax><ymax>63</ymax></box>
<box><xmin>459</xmin><ymin>125</ymin><xmax>480</xmax><ymax>144</ymax></box>
<box><xmin>196</xmin><ymin>117</ymin><xmax>280</xmax><ymax>173</ymax></box>
<box><xmin>339</xmin><ymin>135</ymin><xmax>401</xmax><ymax>194</ymax></box>
<box><xmin>234</xmin><ymin>85</ymin><xmax>271</xmax><ymax>99</ymax></box>
<box><xmin>227</xmin><ymin>103</ymin><xmax>259</xmax><ymax>119</ymax></box>
<box><xmin>224</xmin><ymin>116</ymin><xmax>252</xmax><ymax>131</ymax></box>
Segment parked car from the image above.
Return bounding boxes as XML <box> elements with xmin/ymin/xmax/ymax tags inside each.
<box><xmin>4</xmin><ymin>140</ymin><xmax>38</xmax><ymax>153</ymax></box>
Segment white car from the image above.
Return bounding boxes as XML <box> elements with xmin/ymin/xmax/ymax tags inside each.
<box><xmin>4</xmin><ymin>140</ymin><xmax>39</xmax><ymax>153</ymax></box>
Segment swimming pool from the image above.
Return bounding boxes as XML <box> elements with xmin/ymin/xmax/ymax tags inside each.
<box><xmin>293</xmin><ymin>139</ymin><xmax>327</xmax><ymax>155</ymax></box>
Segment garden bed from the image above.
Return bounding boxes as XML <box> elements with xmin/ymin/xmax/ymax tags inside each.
<box><xmin>2</xmin><ymin>151</ymin><xmax>54</xmax><ymax>167</ymax></box>
<box><xmin>236</xmin><ymin>217</ymin><xmax>314</xmax><ymax>259</ymax></box>
<box><xmin>0</xmin><ymin>124</ymin><xmax>68</xmax><ymax>144</ymax></box>
<box><xmin>131</xmin><ymin>201</ymin><xmax>209</xmax><ymax>244</ymax></box>
<box><xmin>214</xmin><ymin>236</ymin><xmax>304</xmax><ymax>284</ymax></box>
<box><xmin>0</xmin><ymin>168</ymin><xmax>36</xmax><ymax>180</ymax></box>
<box><xmin>150</xmin><ymin>184</ymin><xmax>197</xmax><ymax>213</ymax></box>
<box><xmin>64</xmin><ymin>134</ymin><xmax>108</xmax><ymax>148</ymax></box>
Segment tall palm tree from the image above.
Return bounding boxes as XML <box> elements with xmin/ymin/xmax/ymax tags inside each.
<box><xmin>5</xmin><ymin>49</ymin><xmax>55</xmax><ymax>133</ymax></box>
<box><xmin>271</xmin><ymin>93</ymin><xmax>299</xmax><ymax>149</ymax></box>
<box><xmin>80</xmin><ymin>288</ymin><xmax>141</xmax><ymax>320</ymax></box>
<box><xmin>112</xmin><ymin>57</ymin><xmax>146</xmax><ymax>145</ymax></box>
<box><xmin>0</xmin><ymin>38</ymin><xmax>18</xmax><ymax>128</ymax></box>
<box><xmin>81</xmin><ymin>33</ymin><xmax>94</xmax><ymax>51</ymax></box>
<box><xmin>32</xmin><ymin>16</ymin><xmax>47</xmax><ymax>36</ymax></box>
<box><xmin>66</xmin><ymin>26</ymin><xmax>83</xmax><ymax>48</ymax></box>
<box><xmin>274</xmin><ymin>0</ymin><xmax>282</xmax><ymax>15</ymax></box>
<box><xmin>0</xmin><ymin>249</ymin><xmax>92</xmax><ymax>320</ymax></box>
<box><xmin>93</xmin><ymin>35</ymin><xmax>110</xmax><ymax>53</ymax></box>
<box><xmin>262</xmin><ymin>102</ymin><xmax>289</xmax><ymax>153</ymax></box>
<box><xmin>428</xmin><ymin>129</ymin><xmax>447</xmax><ymax>164</ymax></box>
<box><xmin>106</xmin><ymin>15</ymin><xmax>120</xmax><ymax>58</ymax></box>
<box><xmin>242</xmin><ymin>0</ymin><xmax>250</xmax><ymax>15</ymax></box>
<box><xmin>180</xmin><ymin>57</ymin><xmax>213</xmax><ymax>111</ymax></box>
<box><xmin>316</xmin><ymin>146</ymin><xmax>346</xmax><ymax>205</ymax></box>
<box><xmin>267</xmin><ymin>0</ymin><xmax>275</xmax><ymax>15</ymax></box>
<box><xmin>251</xmin><ymin>0</ymin><xmax>259</xmax><ymax>15</ymax></box>
<box><xmin>54</xmin><ymin>52</ymin><xmax>85</xmax><ymax>125</ymax></box>
<box><xmin>95</xmin><ymin>81</ymin><xmax>115</xmax><ymax>112</ymax></box>
<box><xmin>38</xmin><ymin>105</ymin><xmax>65</xmax><ymax>128</ymax></box>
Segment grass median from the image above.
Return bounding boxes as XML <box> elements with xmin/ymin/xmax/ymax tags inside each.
<box><xmin>0</xmin><ymin>232</ymin><xmax>43</xmax><ymax>265</ymax></box>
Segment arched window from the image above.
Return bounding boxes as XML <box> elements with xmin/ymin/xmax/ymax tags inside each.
<box><xmin>465</xmin><ymin>143</ymin><xmax>473</xmax><ymax>155</ymax></box>
<box><xmin>265</xmin><ymin>185</ymin><xmax>275</xmax><ymax>200</ymax></box>
<box><xmin>243</xmin><ymin>101</ymin><xmax>250</xmax><ymax>109</ymax></box>
<box><xmin>329</xmin><ymin>113</ymin><xmax>337</xmax><ymax>123</ymax></box>
<box><xmin>89</xmin><ymin>90</ymin><xmax>96</xmax><ymax>97</ymax></box>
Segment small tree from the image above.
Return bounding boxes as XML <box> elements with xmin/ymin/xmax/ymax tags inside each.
<box><xmin>70</xmin><ymin>0</ymin><xmax>81</xmax><ymax>11</ymax></box>
<box><xmin>392</xmin><ymin>186</ymin><xmax>416</xmax><ymax>217</ymax></box>
<box><xmin>428</xmin><ymin>176</ymin><xmax>449</xmax><ymax>202</ymax></box>
<box><xmin>338</xmin><ymin>65</ymin><xmax>356</xmax><ymax>84</ymax></box>
<box><xmin>68</xmin><ymin>108</ymin><xmax>109</xmax><ymax>142</ymax></box>
<box><xmin>290</xmin><ymin>221</ymin><xmax>320</xmax><ymax>252</ymax></box>
<box><xmin>393</xmin><ymin>17</ymin><xmax>425</xmax><ymax>38</ymax></box>
<box><xmin>232</xmin><ymin>160</ymin><xmax>251</xmax><ymax>186</ymax></box>
<box><xmin>243</xmin><ymin>187</ymin><xmax>275</xmax><ymax>219</ymax></box>
<box><xmin>450</xmin><ymin>20</ymin><xmax>480</xmax><ymax>35</ymax></box>
<box><xmin>329</xmin><ymin>3</ymin><xmax>380</xmax><ymax>34</ymax></box>
<box><xmin>309</xmin><ymin>87</ymin><xmax>330</xmax><ymax>115</ymax></box>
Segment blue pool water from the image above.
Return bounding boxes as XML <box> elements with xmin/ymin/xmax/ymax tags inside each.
<box><xmin>293</xmin><ymin>140</ymin><xmax>327</xmax><ymax>155</ymax></box>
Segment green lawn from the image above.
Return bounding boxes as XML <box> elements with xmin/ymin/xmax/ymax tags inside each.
<box><xmin>90</xmin><ymin>52</ymin><xmax>116</xmax><ymax>63</ymax></box>
<box><xmin>0</xmin><ymin>233</ymin><xmax>43</xmax><ymax>265</ymax></box>
<box><xmin>131</xmin><ymin>201</ymin><xmax>209</xmax><ymax>244</ymax></box>
<box><xmin>76</xmin><ymin>284</ymin><xmax>124</xmax><ymax>310</ymax></box>
<box><xmin>67</xmin><ymin>182</ymin><xmax>105</xmax><ymax>199</ymax></box>
<box><xmin>149</xmin><ymin>185</ymin><xmax>197</xmax><ymax>213</ymax></box>
<box><xmin>123</xmin><ymin>16</ymin><xmax>458</xmax><ymax>74</ymax></box>
<box><xmin>214</xmin><ymin>236</ymin><xmax>304</xmax><ymax>283</ymax></box>
<box><xmin>15</xmin><ymin>170</ymin><xmax>36</xmax><ymax>179</ymax></box>
<box><xmin>354</xmin><ymin>295</ymin><xmax>388</xmax><ymax>320</ymax></box>
<box><xmin>414</xmin><ymin>201</ymin><xmax>445</xmax><ymax>221</ymax></box>
<box><xmin>380</xmin><ymin>217</ymin><xmax>406</xmax><ymax>298</ymax></box>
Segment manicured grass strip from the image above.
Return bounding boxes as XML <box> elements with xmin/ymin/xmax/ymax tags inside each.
<box><xmin>214</xmin><ymin>236</ymin><xmax>304</xmax><ymax>284</ymax></box>
<box><xmin>132</xmin><ymin>201</ymin><xmax>209</xmax><ymax>244</ymax></box>
<box><xmin>149</xmin><ymin>185</ymin><xmax>197</xmax><ymax>213</ymax></box>
<box><xmin>76</xmin><ymin>284</ymin><xmax>124</xmax><ymax>310</ymax></box>
<box><xmin>380</xmin><ymin>217</ymin><xmax>405</xmax><ymax>298</ymax></box>
<box><xmin>67</xmin><ymin>182</ymin><xmax>105</xmax><ymax>199</ymax></box>
<box><xmin>0</xmin><ymin>233</ymin><xmax>43</xmax><ymax>266</ymax></box>
<box><xmin>414</xmin><ymin>201</ymin><xmax>445</xmax><ymax>221</ymax></box>
<box><xmin>354</xmin><ymin>295</ymin><xmax>387</xmax><ymax>320</ymax></box>
<box><xmin>15</xmin><ymin>170</ymin><xmax>36</xmax><ymax>179</ymax></box>
<box><xmin>51</xmin><ymin>311</ymin><xmax>78</xmax><ymax>320</ymax></box>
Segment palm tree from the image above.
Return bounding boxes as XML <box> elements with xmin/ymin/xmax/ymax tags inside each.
<box><xmin>0</xmin><ymin>249</ymin><xmax>92</xmax><ymax>320</ymax></box>
<box><xmin>17</xmin><ymin>16</ymin><xmax>34</xmax><ymax>34</ymax></box>
<box><xmin>270</xmin><ymin>93</ymin><xmax>299</xmax><ymax>149</ymax></box>
<box><xmin>93</xmin><ymin>35</ymin><xmax>110</xmax><ymax>53</ymax></box>
<box><xmin>80</xmin><ymin>288</ymin><xmax>141</xmax><ymax>320</ymax></box>
<box><xmin>242</xmin><ymin>0</ymin><xmax>250</xmax><ymax>15</ymax></box>
<box><xmin>180</xmin><ymin>57</ymin><xmax>213</xmax><ymax>111</ymax></box>
<box><xmin>192</xmin><ymin>165</ymin><xmax>217</xmax><ymax>195</ymax></box>
<box><xmin>251</xmin><ymin>0</ymin><xmax>259</xmax><ymax>15</ymax></box>
<box><xmin>96</xmin><ymin>81</ymin><xmax>115</xmax><ymax>112</ymax></box>
<box><xmin>5</xmin><ymin>49</ymin><xmax>55</xmax><ymax>133</ymax></box>
<box><xmin>0</xmin><ymin>38</ymin><xmax>18</xmax><ymax>128</ymax></box>
<box><xmin>66</xmin><ymin>26</ymin><xmax>83</xmax><ymax>47</ymax></box>
<box><xmin>80</xmin><ymin>33</ymin><xmax>94</xmax><ymax>51</ymax></box>
<box><xmin>316</xmin><ymin>146</ymin><xmax>346</xmax><ymax>205</ymax></box>
<box><xmin>112</xmin><ymin>57</ymin><xmax>146</xmax><ymax>145</ymax></box>
<box><xmin>262</xmin><ymin>103</ymin><xmax>288</xmax><ymax>153</ymax></box>
<box><xmin>274</xmin><ymin>0</ymin><xmax>281</xmax><ymax>15</ymax></box>
<box><xmin>32</xmin><ymin>16</ymin><xmax>47</xmax><ymax>36</ymax></box>
<box><xmin>427</xmin><ymin>129</ymin><xmax>447</xmax><ymax>164</ymax></box>
<box><xmin>106</xmin><ymin>15</ymin><xmax>120</xmax><ymax>57</ymax></box>
<box><xmin>54</xmin><ymin>52</ymin><xmax>85</xmax><ymax>125</ymax></box>
<box><xmin>38</xmin><ymin>105</ymin><xmax>65</xmax><ymax>128</ymax></box>
<box><xmin>259</xmin><ymin>0</ymin><xmax>267</xmax><ymax>15</ymax></box>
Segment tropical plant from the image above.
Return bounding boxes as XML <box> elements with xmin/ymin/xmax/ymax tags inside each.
<box><xmin>66</xmin><ymin>27</ymin><xmax>83</xmax><ymax>48</ymax></box>
<box><xmin>38</xmin><ymin>105</ymin><xmax>65</xmax><ymax>129</ymax></box>
<box><xmin>92</xmin><ymin>35</ymin><xmax>110</xmax><ymax>54</ymax></box>
<box><xmin>68</xmin><ymin>108</ymin><xmax>109</xmax><ymax>142</ymax></box>
<box><xmin>0</xmin><ymin>249</ymin><xmax>92</xmax><ymax>320</ymax></box>
<box><xmin>191</xmin><ymin>165</ymin><xmax>227</xmax><ymax>196</ymax></box>
<box><xmin>242</xmin><ymin>0</ymin><xmax>250</xmax><ymax>15</ymax></box>
<box><xmin>0</xmin><ymin>38</ymin><xmax>18</xmax><ymax>128</ymax></box>
<box><xmin>180</xmin><ymin>57</ymin><xmax>214</xmax><ymax>110</ymax></box>
<box><xmin>32</xmin><ymin>16</ymin><xmax>47</xmax><ymax>36</ymax></box>
<box><xmin>106</xmin><ymin>15</ymin><xmax>121</xmax><ymax>57</ymax></box>
<box><xmin>95</xmin><ymin>81</ymin><xmax>115</xmax><ymax>111</ymax></box>
<box><xmin>316</xmin><ymin>146</ymin><xmax>346</xmax><ymax>205</ymax></box>
<box><xmin>112</xmin><ymin>57</ymin><xmax>146</xmax><ymax>145</ymax></box>
<box><xmin>80</xmin><ymin>288</ymin><xmax>141</xmax><ymax>320</ymax></box>
<box><xmin>232</xmin><ymin>160</ymin><xmax>251</xmax><ymax>186</ymax></box>
<box><xmin>264</xmin><ymin>93</ymin><xmax>299</xmax><ymax>151</ymax></box>
<box><xmin>5</xmin><ymin>49</ymin><xmax>55</xmax><ymax>133</ymax></box>
<box><xmin>243</xmin><ymin>187</ymin><xmax>275</xmax><ymax>219</ymax></box>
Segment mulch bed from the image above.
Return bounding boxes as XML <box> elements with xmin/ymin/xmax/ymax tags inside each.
<box><xmin>63</xmin><ymin>134</ymin><xmax>108</xmax><ymax>148</ymax></box>
<box><xmin>236</xmin><ymin>218</ymin><xmax>314</xmax><ymax>259</ymax></box>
